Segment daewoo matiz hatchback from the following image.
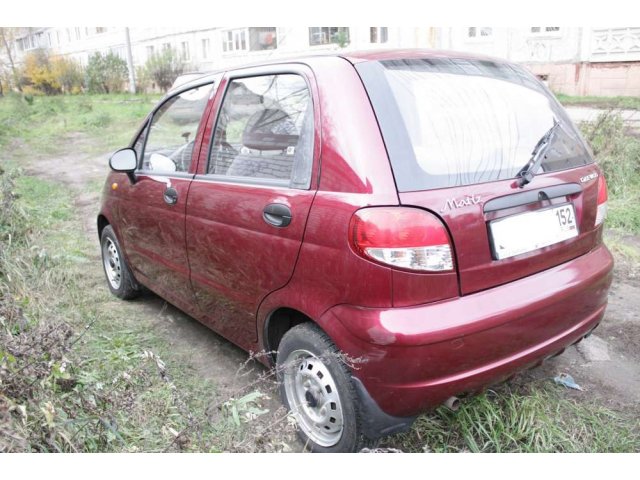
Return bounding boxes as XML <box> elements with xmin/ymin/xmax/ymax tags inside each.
<box><xmin>99</xmin><ymin>50</ymin><xmax>613</xmax><ymax>452</ymax></box>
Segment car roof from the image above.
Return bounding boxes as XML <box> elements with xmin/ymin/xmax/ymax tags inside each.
<box><xmin>166</xmin><ymin>48</ymin><xmax>511</xmax><ymax>96</ymax></box>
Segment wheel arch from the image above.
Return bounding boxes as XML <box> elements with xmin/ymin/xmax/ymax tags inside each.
<box><xmin>262</xmin><ymin>307</ymin><xmax>314</xmax><ymax>363</ymax></box>
<box><xmin>97</xmin><ymin>214</ymin><xmax>110</xmax><ymax>241</ymax></box>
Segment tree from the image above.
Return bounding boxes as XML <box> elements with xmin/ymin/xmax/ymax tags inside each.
<box><xmin>85</xmin><ymin>52</ymin><xmax>128</xmax><ymax>93</ymax></box>
<box><xmin>0</xmin><ymin>27</ymin><xmax>22</xmax><ymax>92</ymax></box>
<box><xmin>51</xmin><ymin>56</ymin><xmax>83</xmax><ymax>93</ymax></box>
<box><xmin>22</xmin><ymin>49</ymin><xmax>60</xmax><ymax>95</ymax></box>
<box><xmin>333</xmin><ymin>30</ymin><xmax>350</xmax><ymax>48</ymax></box>
<box><xmin>142</xmin><ymin>48</ymin><xmax>184</xmax><ymax>92</ymax></box>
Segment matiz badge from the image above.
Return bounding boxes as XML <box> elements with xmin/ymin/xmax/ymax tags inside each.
<box><xmin>440</xmin><ymin>195</ymin><xmax>481</xmax><ymax>213</ymax></box>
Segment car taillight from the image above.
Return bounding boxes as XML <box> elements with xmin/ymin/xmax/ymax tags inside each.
<box><xmin>595</xmin><ymin>175</ymin><xmax>608</xmax><ymax>226</ymax></box>
<box><xmin>349</xmin><ymin>207</ymin><xmax>454</xmax><ymax>272</ymax></box>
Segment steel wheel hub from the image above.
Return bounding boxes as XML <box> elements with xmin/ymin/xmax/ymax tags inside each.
<box><xmin>283</xmin><ymin>349</ymin><xmax>344</xmax><ymax>447</ymax></box>
<box><xmin>102</xmin><ymin>238</ymin><xmax>122</xmax><ymax>290</ymax></box>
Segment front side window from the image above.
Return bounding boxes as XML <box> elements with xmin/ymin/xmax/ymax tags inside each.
<box><xmin>132</xmin><ymin>120</ymin><xmax>148</xmax><ymax>161</ymax></box>
<box><xmin>140</xmin><ymin>84</ymin><xmax>212</xmax><ymax>174</ymax></box>
<box><xmin>208</xmin><ymin>74</ymin><xmax>314</xmax><ymax>189</ymax></box>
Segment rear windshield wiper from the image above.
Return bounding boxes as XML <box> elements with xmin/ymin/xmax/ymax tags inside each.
<box><xmin>516</xmin><ymin>120</ymin><xmax>561</xmax><ymax>188</ymax></box>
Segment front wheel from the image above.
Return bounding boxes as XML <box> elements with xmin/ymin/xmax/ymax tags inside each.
<box><xmin>100</xmin><ymin>225</ymin><xmax>140</xmax><ymax>300</ymax></box>
<box><xmin>276</xmin><ymin>323</ymin><xmax>371</xmax><ymax>452</ymax></box>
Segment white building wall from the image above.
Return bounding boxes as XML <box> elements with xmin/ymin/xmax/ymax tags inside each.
<box><xmin>444</xmin><ymin>27</ymin><xmax>584</xmax><ymax>63</ymax></box>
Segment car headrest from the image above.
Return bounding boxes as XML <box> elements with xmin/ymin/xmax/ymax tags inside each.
<box><xmin>242</xmin><ymin>108</ymin><xmax>299</xmax><ymax>151</ymax></box>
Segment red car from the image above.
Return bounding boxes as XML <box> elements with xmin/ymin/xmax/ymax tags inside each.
<box><xmin>99</xmin><ymin>49</ymin><xmax>613</xmax><ymax>452</ymax></box>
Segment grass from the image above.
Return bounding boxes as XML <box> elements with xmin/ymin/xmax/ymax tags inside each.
<box><xmin>1</xmin><ymin>166</ymin><xmax>289</xmax><ymax>452</ymax></box>
<box><xmin>384</xmin><ymin>383</ymin><xmax>639</xmax><ymax>452</ymax></box>
<box><xmin>556</xmin><ymin>94</ymin><xmax>640</xmax><ymax>110</ymax></box>
<box><xmin>0</xmin><ymin>93</ymin><xmax>161</xmax><ymax>155</ymax></box>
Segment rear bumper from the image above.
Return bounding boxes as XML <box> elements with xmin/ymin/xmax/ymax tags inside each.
<box><xmin>323</xmin><ymin>245</ymin><xmax>613</xmax><ymax>419</ymax></box>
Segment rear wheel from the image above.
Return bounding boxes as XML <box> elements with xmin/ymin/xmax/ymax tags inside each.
<box><xmin>276</xmin><ymin>323</ymin><xmax>371</xmax><ymax>452</ymax></box>
<box><xmin>100</xmin><ymin>225</ymin><xmax>140</xmax><ymax>300</ymax></box>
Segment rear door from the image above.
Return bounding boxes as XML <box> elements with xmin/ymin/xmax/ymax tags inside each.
<box><xmin>357</xmin><ymin>57</ymin><xmax>602</xmax><ymax>295</ymax></box>
<box><xmin>186</xmin><ymin>66</ymin><xmax>319</xmax><ymax>346</ymax></box>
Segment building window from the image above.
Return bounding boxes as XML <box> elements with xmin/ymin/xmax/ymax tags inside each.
<box><xmin>201</xmin><ymin>38</ymin><xmax>210</xmax><ymax>59</ymax></box>
<box><xmin>146</xmin><ymin>45</ymin><xmax>155</xmax><ymax>59</ymax></box>
<box><xmin>96</xmin><ymin>27</ymin><xmax>106</xmax><ymax>34</ymax></box>
<box><xmin>75</xmin><ymin>27</ymin><xmax>81</xmax><ymax>40</ymax></box>
<box><xmin>370</xmin><ymin>27</ymin><xmax>388</xmax><ymax>44</ymax></box>
<box><xmin>309</xmin><ymin>27</ymin><xmax>349</xmax><ymax>46</ymax></box>
<box><xmin>163</xmin><ymin>43</ymin><xmax>171</xmax><ymax>51</ymax></box>
<box><xmin>249</xmin><ymin>27</ymin><xmax>277</xmax><ymax>51</ymax></box>
<box><xmin>222</xmin><ymin>29</ymin><xmax>246</xmax><ymax>52</ymax></box>
<box><xmin>181</xmin><ymin>41</ymin><xmax>190</xmax><ymax>61</ymax></box>
<box><xmin>468</xmin><ymin>27</ymin><xmax>493</xmax><ymax>38</ymax></box>
<box><xmin>221</xmin><ymin>28</ymin><xmax>278</xmax><ymax>53</ymax></box>
<box><xmin>531</xmin><ymin>27</ymin><xmax>561</xmax><ymax>34</ymax></box>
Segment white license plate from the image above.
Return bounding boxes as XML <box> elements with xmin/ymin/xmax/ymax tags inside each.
<box><xmin>489</xmin><ymin>204</ymin><xmax>579</xmax><ymax>260</ymax></box>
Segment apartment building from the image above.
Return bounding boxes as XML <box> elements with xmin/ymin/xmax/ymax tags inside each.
<box><xmin>5</xmin><ymin>26</ymin><xmax>640</xmax><ymax>96</ymax></box>
<box><xmin>443</xmin><ymin>27</ymin><xmax>640</xmax><ymax>96</ymax></box>
<box><xmin>7</xmin><ymin>27</ymin><xmax>436</xmax><ymax>68</ymax></box>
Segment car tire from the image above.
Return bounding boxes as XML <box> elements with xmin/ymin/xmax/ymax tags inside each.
<box><xmin>100</xmin><ymin>225</ymin><xmax>140</xmax><ymax>300</ymax></box>
<box><xmin>276</xmin><ymin>322</ymin><xmax>372</xmax><ymax>453</ymax></box>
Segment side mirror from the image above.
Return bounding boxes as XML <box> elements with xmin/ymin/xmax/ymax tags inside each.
<box><xmin>148</xmin><ymin>153</ymin><xmax>177</xmax><ymax>173</ymax></box>
<box><xmin>109</xmin><ymin>148</ymin><xmax>137</xmax><ymax>184</ymax></box>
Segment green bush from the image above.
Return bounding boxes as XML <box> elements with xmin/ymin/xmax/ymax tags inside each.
<box><xmin>51</xmin><ymin>56</ymin><xmax>84</xmax><ymax>94</ymax></box>
<box><xmin>85</xmin><ymin>52</ymin><xmax>128</xmax><ymax>94</ymax></box>
<box><xmin>580</xmin><ymin>111</ymin><xmax>640</xmax><ymax>233</ymax></box>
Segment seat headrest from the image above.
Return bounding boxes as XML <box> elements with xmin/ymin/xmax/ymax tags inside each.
<box><xmin>242</xmin><ymin>108</ymin><xmax>299</xmax><ymax>151</ymax></box>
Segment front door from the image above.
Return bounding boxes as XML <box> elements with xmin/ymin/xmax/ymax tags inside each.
<box><xmin>186</xmin><ymin>69</ymin><xmax>319</xmax><ymax>348</ymax></box>
<box><xmin>118</xmin><ymin>83</ymin><xmax>214</xmax><ymax>307</ymax></box>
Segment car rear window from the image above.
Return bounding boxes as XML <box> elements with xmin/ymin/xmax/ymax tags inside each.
<box><xmin>356</xmin><ymin>58</ymin><xmax>593</xmax><ymax>192</ymax></box>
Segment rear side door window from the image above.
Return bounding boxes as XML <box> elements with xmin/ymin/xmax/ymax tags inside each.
<box><xmin>140</xmin><ymin>84</ymin><xmax>212</xmax><ymax>174</ymax></box>
<box><xmin>208</xmin><ymin>74</ymin><xmax>314</xmax><ymax>189</ymax></box>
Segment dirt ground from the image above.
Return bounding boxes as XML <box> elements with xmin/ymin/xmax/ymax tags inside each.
<box><xmin>25</xmin><ymin>134</ymin><xmax>640</xmax><ymax>446</ymax></box>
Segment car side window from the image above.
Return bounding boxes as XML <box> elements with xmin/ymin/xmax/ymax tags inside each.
<box><xmin>208</xmin><ymin>74</ymin><xmax>314</xmax><ymax>189</ymax></box>
<box><xmin>132</xmin><ymin>120</ymin><xmax>148</xmax><ymax>161</ymax></box>
<box><xmin>140</xmin><ymin>84</ymin><xmax>212</xmax><ymax>174</ymax></box>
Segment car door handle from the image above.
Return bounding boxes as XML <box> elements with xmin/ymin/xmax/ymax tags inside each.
<box><xmin>163</xmin><ymin>187</ymin><xmax>179</xmax><ymax>205</ymax></box>
<box><xmin>263</xmin><ymin>203</ymin><xmax>292</xmax><ymax>227</ymax></box>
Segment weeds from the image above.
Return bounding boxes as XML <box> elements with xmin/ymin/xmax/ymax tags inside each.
<box><xmin>581</xmin><ymin>110</ymin><xmax>640</xmax><ymax>233</ymax></box>
<box><xmin>384</xmin><ymin>383</ymin><xmax>639</xmax><ymax>453</ymax></box>
<box><xmin>0</xmin><ymin>166</ymin><xmax>297</xmax><ymax>452</ymax></box>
